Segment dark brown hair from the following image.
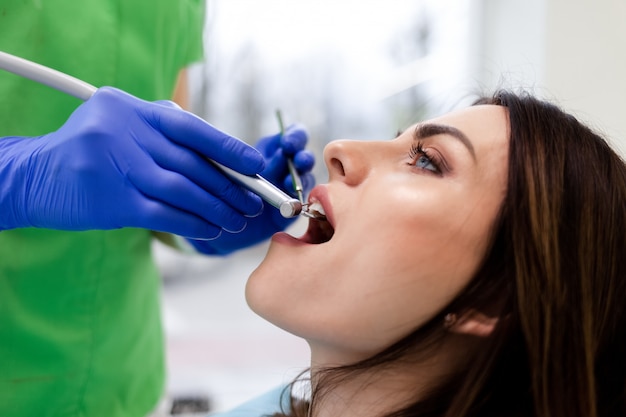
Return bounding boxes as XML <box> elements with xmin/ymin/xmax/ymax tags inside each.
<box><xmin>275</xmin><ymin>91</ymin><xmax>626</xmax><ymax>417</ymax></box>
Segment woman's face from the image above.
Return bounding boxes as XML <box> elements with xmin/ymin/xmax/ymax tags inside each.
<box><xmin>246</xmin><ymin>105</ymin><xmax>510</xmax><ymax>364</ymax></box>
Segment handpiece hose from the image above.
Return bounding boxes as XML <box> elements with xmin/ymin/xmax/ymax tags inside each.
<box><xmin>0</xmin><ymin>50</ymin><xmax>302</xmax><ymax>218</ymax></box>
<box><xmin>0</xmin><ymin>51</ymin><xmax>97</xmax><ymax>100</ymax></box>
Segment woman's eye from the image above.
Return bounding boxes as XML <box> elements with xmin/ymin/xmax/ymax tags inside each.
<box><xmin>409</xmin><ymin>142</ymin><xmax>442</xmax><ymax>174</ymax></box>
<box><xmin>415</xmin><ymin>154</ymin><xmax>438</xmax><ymax>172</ymax></box>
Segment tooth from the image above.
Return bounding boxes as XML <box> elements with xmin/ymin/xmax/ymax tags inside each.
<box><xmin>308</xmin><ymin>201</ymin><xmax>326</xmax><ymax>215</ymax></box>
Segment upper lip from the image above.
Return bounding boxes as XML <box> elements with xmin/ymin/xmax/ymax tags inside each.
<box><xmin>307</xmin><ymin>185</ymin><xmax>334</xmax><ymax>227</ymax></box>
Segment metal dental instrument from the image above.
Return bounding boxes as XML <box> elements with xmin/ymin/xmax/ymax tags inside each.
<box><xmin>275</xmin><ymin>109</ymin><xmax>304</xmax><ymax>203</ymax></box>
<box><xmin>275</xmin><ymin>110</ymin><xmax>327</xmax><ymax>220</ymax></box>
<box><xmin>0</xmin><ymin>50</ymin><xmax>305</xmax><ymax>218</ymax></box>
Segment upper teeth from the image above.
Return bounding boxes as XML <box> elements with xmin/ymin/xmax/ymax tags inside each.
<box><xmin>308</xmin><ymin>201</ymin><xmax>326</xmax><ymax>215</ymax></box>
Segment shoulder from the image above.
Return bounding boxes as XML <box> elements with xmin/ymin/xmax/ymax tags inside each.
<box><xmin>208</xmin><ymin>385</ymin><xmax>290</xmax><ymax>417</ymax></box>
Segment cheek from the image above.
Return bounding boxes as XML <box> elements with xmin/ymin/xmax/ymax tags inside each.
<box><xmin>334</xmin><ymin>193</ymin><xmax>497</xmax><ymax>325</ymax></box>
<box><xmin>344</xmin><ymin>210</ymin><xmax>482</xmax><ymax>307</ymax></box>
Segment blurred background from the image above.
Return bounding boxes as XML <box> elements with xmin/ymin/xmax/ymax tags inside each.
<box><xmin>153</xmin><ymin>0</ymin><xmax>626</xmax><ymax>414</ymax></box>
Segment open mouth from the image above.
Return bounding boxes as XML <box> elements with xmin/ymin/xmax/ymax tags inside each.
<box><xmin>300</xmin><ymin>201</ymin><xmax>335</xmax><ymax>244</ymax></box>
<box><xmin>302</xmin><ymin>217</ymin><xmax>334</xmax><ymax>244</ymax></box>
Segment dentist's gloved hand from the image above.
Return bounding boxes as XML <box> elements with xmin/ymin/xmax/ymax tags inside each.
<box><xmin>0</xmin><ymin>87</ymin><xmax>265</xmax><ymax>239</ymax></box>
<box><xmin>186</xmin><ymin>123</ymin><xmax>316</xmax><ymax>255</ymax></box>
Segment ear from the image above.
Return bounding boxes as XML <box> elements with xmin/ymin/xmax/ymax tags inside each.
<box><xmin>447</xmin><ymin>309</ymin><xmax>499</xmax><ymax>337</ymax></box>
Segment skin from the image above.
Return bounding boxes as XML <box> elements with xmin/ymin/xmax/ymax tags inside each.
<box><xmin>246</xmin><ymin>105</ymin><xmax>510</xmax><ymax>375</ymax></box>
<box><xmin>171</xmin><ymin>68</ymin><xmax>190</xmax><ymax>110</ymax></box>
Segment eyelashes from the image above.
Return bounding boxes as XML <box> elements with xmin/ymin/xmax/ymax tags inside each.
<box><xmin>408</xmin><ymin>141</ymin><xmax>443</xmax><ymax>174</ymax></box>
<box><xmin>395</xmin><ymin>129</ymin><xmax>445</xmax><ymax>175</ymax></box>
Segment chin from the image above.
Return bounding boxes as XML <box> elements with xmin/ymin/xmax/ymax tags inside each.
<box><xmin>244</xmin><ymin>252</ymin><xmax>283</xmax><ymax>317</ymax></box>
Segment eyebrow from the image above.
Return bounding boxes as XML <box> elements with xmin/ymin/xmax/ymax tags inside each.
<box><xmin>414</xmin><ymin>123</ymin><xmax>476</xmax><ymax>161</ymax></box>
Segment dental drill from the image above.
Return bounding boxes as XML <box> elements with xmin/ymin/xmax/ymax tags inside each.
<box><xmin>0</xmin><ymin>50</ymin><xmax>321</xmax><ymax>219</ymax></box>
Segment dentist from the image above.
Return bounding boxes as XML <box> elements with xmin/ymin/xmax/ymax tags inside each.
<box><xmin>0</xmin><ymin>1</ymin><xmax>314</xmax><ymax>416</ymax></box>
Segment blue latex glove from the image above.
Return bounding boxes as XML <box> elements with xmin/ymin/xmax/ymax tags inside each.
<box><xmin>0</xmin><ymin>87</ymin><xmax>266</xmax><ymax>239</ymax></box>
<box><xmin>186</xmin><ymin>123</ymin><xmax>316</xmax><ymax>255</ymax></box>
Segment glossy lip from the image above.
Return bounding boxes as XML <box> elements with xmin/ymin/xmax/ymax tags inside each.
<box><xmin>307</xmin><ymin>185</ymin><xmax>335</xmax><ymax>229</ymax></box>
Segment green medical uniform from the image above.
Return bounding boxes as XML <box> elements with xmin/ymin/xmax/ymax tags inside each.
<box><xmin>0</xmin><ymin>1</ymin><xmax>204</xmax><ymax>416</ymax></box>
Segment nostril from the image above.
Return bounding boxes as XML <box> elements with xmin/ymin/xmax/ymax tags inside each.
<box><xmin>330</xmin><ymin>157</ymin><xmax>345</xmax><ymax>177</ymax></box>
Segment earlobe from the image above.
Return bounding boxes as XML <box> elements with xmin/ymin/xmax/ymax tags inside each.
<box><xmin>445</xmin><ymin>309</ymin><xmax>499</xmax><ymax>337</ymax></box>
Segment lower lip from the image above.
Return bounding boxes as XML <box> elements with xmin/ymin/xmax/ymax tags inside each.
<box><xmin>271</xmin><ymin>232</ymin><xmax>310</xmax><ymax>247</ymax></box>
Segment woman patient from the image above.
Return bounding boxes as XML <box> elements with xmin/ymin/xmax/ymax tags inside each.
<box><xmin>212</xmin><ymin>90</ymin><xmax>626</xmax><ymax>417</ymax></box>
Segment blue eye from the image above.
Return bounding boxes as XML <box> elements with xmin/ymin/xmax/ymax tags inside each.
<box><xmin>415</xmin><ymin>154</ymin><xmax>437</xmax><ymax>171</ymax></box>
<box><xmin>409</xmin><ymin>142</ymin><xmax>442</xmax><ymax>174</ymax></box>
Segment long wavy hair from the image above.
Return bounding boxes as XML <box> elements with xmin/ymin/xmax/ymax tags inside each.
<box><xmin>273</xmin><ymin>91</ymin><xmax>626</xmax><ymax>417</ymax></box>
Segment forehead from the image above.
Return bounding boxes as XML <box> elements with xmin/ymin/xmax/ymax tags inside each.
<box><xmin>424</xmin><ymin>105</ymin><xmax>510</xmax><ymax>151</ymax></box>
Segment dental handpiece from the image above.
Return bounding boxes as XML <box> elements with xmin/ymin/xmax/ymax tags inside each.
<box><xmin>212</xmin><ymin>164</ymin><xmax>303</xmax><ymax>217</ymax></box>
<box><xmin>0</xmin><ymin>50</ymin><xmax>307</xmax><ymax>218</ymax></box>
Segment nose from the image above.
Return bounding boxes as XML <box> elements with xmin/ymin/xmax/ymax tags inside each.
<box><xmin>323</xmin><ymin>139</ymin><xmax>371</xmax><ymax>186</ymax></box>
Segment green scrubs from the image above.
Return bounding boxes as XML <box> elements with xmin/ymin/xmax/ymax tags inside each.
<box><xmin>0</xmin><ymin>1</ymin><xmax>204</xmax><ymax>416</ymax></box>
